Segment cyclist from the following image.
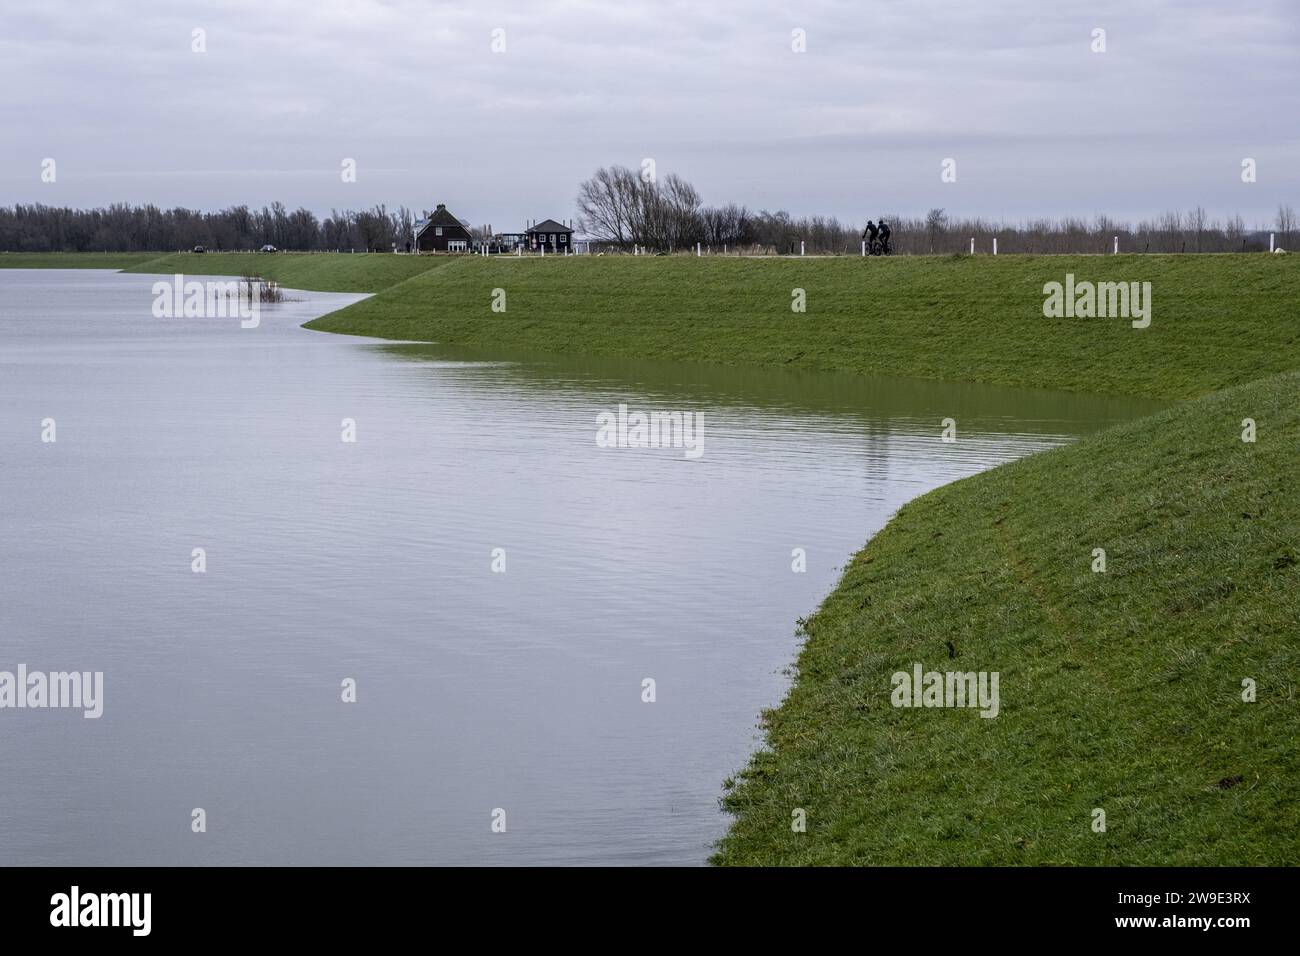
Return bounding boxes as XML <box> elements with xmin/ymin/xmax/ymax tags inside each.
<box><xmin>863</xmin><ymin>220</ymin><xmax>878</xmax><ymax>248</ymax></box>
<box><xmin>878</xmin><ymin>219</ymin><xmax>892</xmax><ymax>254</ymax></box>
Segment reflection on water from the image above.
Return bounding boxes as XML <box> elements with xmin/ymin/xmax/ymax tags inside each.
<box><xmin>0</xmin><ymin>270</ymin><xmax>1165</xmax><ymax>865</ymax></box>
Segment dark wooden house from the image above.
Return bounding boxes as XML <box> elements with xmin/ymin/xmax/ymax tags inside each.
<box><xmin>415</xmin><ymin>203</ymin><xmax>472</xmax><ymax>252</ymax></box>
<box><xmin>525</xmin><ymin>219</ymin><xmax>575</xmax><ymax>252</ymax></box>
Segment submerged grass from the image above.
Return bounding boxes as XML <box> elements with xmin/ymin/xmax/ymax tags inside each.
<box><xmin>0</xmin><ymin>252</ymin><xmax>161</xmax><ymax>269</ymax></box>
<box><xmin>125</xmin><ymin>251</ymin><xmax>450</xmax><ymax>293</ymax></box>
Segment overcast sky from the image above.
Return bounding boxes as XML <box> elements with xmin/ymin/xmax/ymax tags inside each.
<box><xmin>2</xmin><ymin>0</ymin><xmax>1297</xmax><ymax>229</ymax></box>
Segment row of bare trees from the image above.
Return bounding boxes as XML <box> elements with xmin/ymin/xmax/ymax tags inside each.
<box><xmin>894</xmin><ymin>206</ymin><xmax>1296</xmax><ymax>255</ymax></box>
<box><xmin>3</xmin><ymin>177</ymin><xmax>1295</xmax><ymax>255</ymax></box>
<box><xmin>576</xmin><ymin>165</ymin><xmax>1297</xmax><ymax>254</ymax></box>
<box><xmin>575</xmin><ymin>171</ymin><xmax>869</xmax><ymax>254</ymax></box>
<box><xmin>0</xmin><ymin>202</ymin><xmax>416</xmax><ymax>253</ymax></box>
<box><xmin>575</xmin><ymin>166</ymin><xmax>706</xmax><ymax>251</ymax></box>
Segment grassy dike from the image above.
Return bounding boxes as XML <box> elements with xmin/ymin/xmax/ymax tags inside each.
<box><xmin>6</xmin><ymin>251</ymin><xmax>1297</xmax><ymax>863</ymax></box>
<box><xmin>294</xmin><ymin>253</ymin><xmax>1300</xmax><ymax>400</ymax></box>
<box><xmin>715</xmin><ymin>370</ymin><xmax>1299</xmax><ymax>865</ymax></box>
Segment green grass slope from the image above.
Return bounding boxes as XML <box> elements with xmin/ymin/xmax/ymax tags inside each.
<box><xmin>713</xmin><ymin>370</ymin><xmax>1299</xmax><ymax>865</ymax></box>
<box><xmin>305</xmin><ymin>254</ymin><xmax>1300</xmax><ymax>400</ymax></box>
<box><xmin>124</xmin><ymin>251</ymin><xmax>450</xmax><ymax>293</ymax></box>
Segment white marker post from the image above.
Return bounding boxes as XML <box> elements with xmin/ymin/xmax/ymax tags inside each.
<box><xmin>1270</xmin><ymin>232</ymin><xmax>1276</xmax><ymax>252</ymax></box>
<box><xmin>800</xmin><ymin>240</ymin><xmax>805</xmax><ymax>256</ymax></box>
<box><xmin>993</xmin><ymin>237</ymin><xmax>998</xmax><ymax>255</ymax></box>
<box><xmin>862</xmin><ymin>240</ymin><xmax>866</xmax><ymax>256</ymax></box>
<box><xmin>696</xmin><ymin>242</ymin><xmax>701</xmax><ymax>257</ymax></box>
<box><xmin>970</xmin><ymin>237</ymin><xmax>975</xmax><ymax>254</ymax></box>
<box><xmin>1114</xmin><ymin>236</ymin><xmax>1119</xmax><ymax>254</ymax></box>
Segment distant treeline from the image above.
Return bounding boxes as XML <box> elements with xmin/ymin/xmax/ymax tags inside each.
<box><xmin>0</xmin><ymin>202</ymin><xmax>417</xmax><ymax>253</ymax></box>
<box><xmin>577</xmin><ymin>165</ymin><xmax>1298</xmax><ymax>254</ymax></box>
<box><xmin>3</xmin><ymin>180</ymin><xmax>1297</xmax><ymax>255</ymax></box>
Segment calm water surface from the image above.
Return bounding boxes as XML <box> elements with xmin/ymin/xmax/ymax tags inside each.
<box><xmin>0</xmin><ymin>269</ymin><xmax>1164</xmax><ymax>865</ymax></box>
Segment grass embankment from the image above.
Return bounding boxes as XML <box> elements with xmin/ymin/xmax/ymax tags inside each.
<box><xmin>303</xmin><ymin>254</ymin><xmax>1300</xmax><ymax>400</ymax></box>
<box><xmin>714</xmin><ymin>370</ymin><xmax>1299</xmax><ymax>865</ymax></box>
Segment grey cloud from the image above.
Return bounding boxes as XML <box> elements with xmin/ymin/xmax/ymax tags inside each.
<box><xmin>1</xmin><ymin>0</ymin><xmax>1296</xmax><ymax>229</ymax></box>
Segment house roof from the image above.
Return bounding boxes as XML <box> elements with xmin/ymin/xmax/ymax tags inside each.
<box><xmin>527</xmin><ymin>219</ymin><xmax>573</xmax><ymax>234</ymax></box>
<box><xmin>415</xmin><ymin>203</ymin><xmax>470</xmax><ymax>238</ymax></box>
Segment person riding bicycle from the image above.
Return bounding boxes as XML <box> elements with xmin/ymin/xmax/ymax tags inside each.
<box><xmin>864</xmin><ymin>220</ymin><xmax>878</xmax><ymax>245</ymax></box>
<box><xmin>877</xmin><ymin>219</ymin><xmax>891</xmax><ymax>254</ymax></box>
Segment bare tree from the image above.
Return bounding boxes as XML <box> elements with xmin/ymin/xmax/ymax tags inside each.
<box><xmin>576</xmin><ymin>166</ymin><xmax>641</xmax><ymax>246</ymax></box>
<box><xmin>1276</xmin><ymin>204</ymin><xmax>1296</xmax><ymax>249</ymax></box>
<box><xmin>1224</xmin><ymin>213</ymin><xmax>1246</xmax><ymax>250</ymax></box>
<box><xmin>576</xmin><ymin>165</ymin><xmax>707</xmax><ymax>251</ymax></box>
<box><xmin>924</xmin><ymin>208</ymin><xmax>947</xmax><ymax>253</ymax></box>
<box><xmin>1188</xmin><ymin>206</ymin><xmax>1207</xmax><ymax>252</ymax></box>
<box><xmin>660</xmin><ymin>174</ymin><xmax>703</xmax><ymax>250</ymax></box>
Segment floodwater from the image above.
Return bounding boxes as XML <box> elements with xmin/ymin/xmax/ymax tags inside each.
<box><xmin>0</xmin><ymin>269</ymin><xmax>1164</xmax><ymax>865</ymax></box>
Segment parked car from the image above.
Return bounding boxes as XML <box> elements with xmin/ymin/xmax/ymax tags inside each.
<box><xmin>192</xmin><ymin>245</ymin><xmax>206</xmax><ymax>253</ymax></box>
<box><xmin>260</xmin><ymin>244</ymin><xmax>277</xmax><ymax>253</ymax></box>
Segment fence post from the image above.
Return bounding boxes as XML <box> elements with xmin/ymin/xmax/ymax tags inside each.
<box><xmin>1270</xmin><ymin>232</ymin><xmax>1276</xmax><ymax>252</ymax></box>
<box><xmin>992</xmin><ymin>237</ymin><xmax>998</xmax><ymax>255</ymax></box>
<box><xmin>969</xmin><ymin>237</ymin><xmax>974</xmax><ymax>254</ymax></box>
<box><xmin>696</xmin><ymin>242</ymin><xmax>701</xmax><ymax>257</ymax></box>
<box><xmin>862</xmin><ymin>240</ymin><xmax>866</xmax><ymax>256</ymax></box>
<box><xmin>800</xmin><ymin>240</ymin><xmax>805</xmax><ymax>256</ymax></box>
<box><xmin>1114</xmin><ymin>235</ymin><xmax>1119</xmax><ymax>254</ymax></box>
